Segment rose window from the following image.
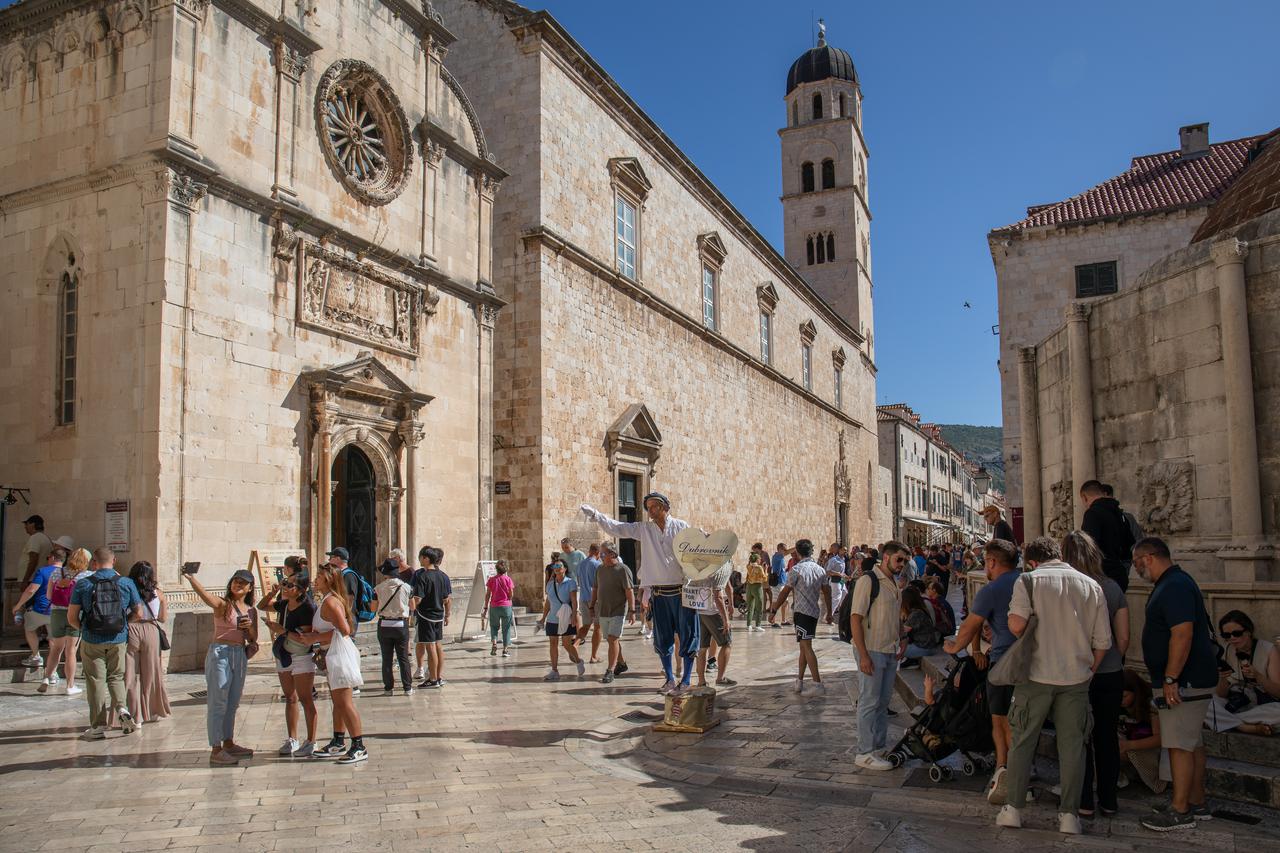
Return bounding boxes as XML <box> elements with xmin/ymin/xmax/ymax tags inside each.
<box><xmin>315</xmin><ymin>60</ymin><xmax>413</xmax><ymax>206</ymax></box>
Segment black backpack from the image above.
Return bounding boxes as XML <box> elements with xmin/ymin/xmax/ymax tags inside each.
<box><xmin>838</xmin><ymin>571</ymin><xmax>880</xmax><ymax>644</ymax></box>
<box><xmin>83</xmin><ymin>575</ymin><xmax>125</xmax><ymax>636</ymax></box>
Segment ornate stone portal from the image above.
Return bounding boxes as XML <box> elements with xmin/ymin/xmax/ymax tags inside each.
<box><xmin>304</xmin><ymin>353</ymin><xmax>433</xmax><ymax>567</ymax></box>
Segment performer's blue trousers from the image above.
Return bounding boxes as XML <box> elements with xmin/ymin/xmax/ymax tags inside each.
<box><xmin>650</xmin><ymin>588</ymin><xmax>699</xmax><ymax>684</ymax></box>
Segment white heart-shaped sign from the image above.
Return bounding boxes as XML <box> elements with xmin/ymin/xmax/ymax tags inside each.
<box><xmin>674</xmin><ymin>529</ymin><xmax>739</xmax><ymax>581</ymax></box>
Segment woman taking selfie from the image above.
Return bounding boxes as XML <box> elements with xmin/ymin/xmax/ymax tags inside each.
<box><xmin>181</xmin><ymin>567</ymin><xmax>259</xmax><ymax>766</ymax></box>
<box><xmin>260</xmin><ymin>573</ymin><xmax>319</xmax><ymax>756</ymax></box>
<box><xmin>295</xmin><ymin>565</ymin><xmax>367</xmax><ymax>764</ymax></box>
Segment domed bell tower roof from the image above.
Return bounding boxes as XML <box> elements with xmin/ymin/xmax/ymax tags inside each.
<box><xmin>785</xmin><ymin>20</ymin><xmax>858</xmax><ymax>94</ymax></box>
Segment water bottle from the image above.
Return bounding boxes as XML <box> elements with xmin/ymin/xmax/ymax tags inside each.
<box><xmin>14</xmin><ymin>612</ymin><xmax>23</xmax><ymax>626</ymax></box>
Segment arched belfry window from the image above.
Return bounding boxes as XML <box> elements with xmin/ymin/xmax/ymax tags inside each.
<box><xmin>790</xmin><ymin>101</ymin><xmax>798</xmax><ymax>127</ymax></box>
<box><xmin>821</xmin><ymin>159</ymin><xmax>835</xmax><ymax>190</ymax></box>
<box><xmin>826</xmin><ymin>233</ymin><xmax>836</xmax><ymax>261</ymax></box>
<box><xmin>816</xmin><ymin>235</ymin><xmax>826</xmax><ymax>264</ymax></box>
<box><xmin>57</xmin><ymin>261</ymin><xmax>79</xmax><ymax>425</ymax></box>
<box><xmin>801</xmin><ymin>162</ymin><xmax>815</xmax><ymax>193</ymax></box>
<box><xmin>806</xmin><ymin>237</ymin><xmax>815</xmax><ymax>266</ymax></box>
<box><xmin>812</xmin><ymin>93</ymin><xmax>823</xmax><ymax>120</ymax></box>
<box><xmin>839</xmin><ymin>93</ymin><xmax>846</xmax><ymax>117</ymax></box>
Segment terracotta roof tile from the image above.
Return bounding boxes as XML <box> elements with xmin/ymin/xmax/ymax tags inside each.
<box><xmin>993</xmin><ymin>135</ymin><xmax>1263</xmax><ymax>234</ymax></box>
<box><xmin>1191</xmin><ymin>128</ymin><xmax>1280</xmax><ymax>242</ymax></box>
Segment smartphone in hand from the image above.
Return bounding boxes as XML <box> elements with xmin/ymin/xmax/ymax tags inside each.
<box><xmin>181</xmin><ymin>562</ymin><xmax>201</xmax><ymax>575</ymax></box>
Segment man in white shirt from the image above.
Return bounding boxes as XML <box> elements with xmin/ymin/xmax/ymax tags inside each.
<box><xmin>824</xmin><ymin>543</ymin><xmax>847</xmax><ymax>620</ymax></box>
<box><xmin>996</xmin><ymin>536</ymin><xmax>1112</xmax><ymax>836</ymax></box>
<box><xmin>21</xmin><ymin>515</ymin><xmax>53</xmax><ymax>586</ymax></box>
<box><xmin>582</xmin><ymin>493</ymin><xmax>699</xmax><ymax>696</ymax></box>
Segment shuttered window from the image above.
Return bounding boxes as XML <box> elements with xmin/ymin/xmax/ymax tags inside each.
<box><xmin>1075</xmin><ymin>261</ymin><xmax>1117</xmax><ymax>298</ymax></box>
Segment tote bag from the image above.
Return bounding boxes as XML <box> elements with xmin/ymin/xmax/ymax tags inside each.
<box><xmin>988</xmin><ymin>573</ymin><xmax>1038</xmax><ymax>687</ymax></box>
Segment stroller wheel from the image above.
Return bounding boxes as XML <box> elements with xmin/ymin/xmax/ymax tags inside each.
<box><xmin>928</xmin><ymin>765</ymin><xmax>943</xmax><ymax>783</ymax></box>
<box><xmin>942</xmin><ymin>766</ymin><xmax>955</xmax><ymax>781</ymax></box>
<box><xmin>961</xmin><ymin>759</ymin><xmax>976</xmax><ymax>777</ymax></box>
<box><xmin>888</xmin><ymin>751</ymin><xmax>903</xmax><ymax>768</ymax></box>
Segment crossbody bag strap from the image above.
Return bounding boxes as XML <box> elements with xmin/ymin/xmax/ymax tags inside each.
<box><xmin>377</xmin><ymin>582</ymin><xmax>402</xmax><ymax>616</ymax></box>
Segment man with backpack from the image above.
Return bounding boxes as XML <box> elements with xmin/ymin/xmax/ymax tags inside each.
<box><xmin>1080</xmin><ymin>480</ymin><xmax>1136</xmax><ymax>592</ymax></box>
<box><xmin>848</xmin><ymin>540</ymin><xmax>908</xmax><ymax>770</ymax></box>
<box><xmin>67</xmin><ymin>547</ymin><xmax>143</xmax><ymax>739</ymax></box>
<box><xmin>328</xmin><ymin>547</ymin><xmax>376</xmax><ymax>634</ymax></box>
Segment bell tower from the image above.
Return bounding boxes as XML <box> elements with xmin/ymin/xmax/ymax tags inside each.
<box><xmin>780</xmin><ymin>20</ymin><xmax>873</xmax><ymax>356</ymax></box>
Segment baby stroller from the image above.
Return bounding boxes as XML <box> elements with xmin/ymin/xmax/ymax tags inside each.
<box><xmin>886</xmin><ymin>654</ymin><xmax>995</xmax><ymax>782</ymax></box>
<box><xmin>729</xmin><ymin>568</ymin><xmax>748</xmax><ymax>618</ymax></box>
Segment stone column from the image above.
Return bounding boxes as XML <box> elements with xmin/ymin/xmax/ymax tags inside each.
<box><xmin>420</xmin><ymin>141</ymin><xmax>445</xmax><ymax>266</ymax></box>
<box><xmin>475</xmin><ymin>304</ymin><xmax>498</xmax><ymax>560</ymax></box>
<box><xmin>271</xmin><ymin>39</ymin><xmax>309</xmax><ymax>203</ymax></box>
<box><xmin>1066</xmin><ymin>302</ymin><xmax>1096</xmax><ymax>528</ymax></box>
<box><xmin>475</xmin><ymin>172</ymin><xmax>497</xmax><ymax>289</ymax></box>
<box><xmin>1017</xmin><ymin>346</ymin><xmax>1043</xmax><ymax>540</ymax></box>
<box><xmin>311</xmin><ymin>391</ymin><xmax>333</xmax><ymax>558</ymax></box>
<box><xmin>399</xmin><ymin>420</ymin><xmax>424</xmax><ymax>554</ymax></box>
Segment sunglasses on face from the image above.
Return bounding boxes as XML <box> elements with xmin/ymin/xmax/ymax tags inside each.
<box><xmin>1221</xmin><ymin>629</ymin><xmax>1247</xmax><ymax>639</ymax></box>
<box><xmin>281</xmin><ymin>582</ymin><xmax>298</xmax><ymax>590</ymax></box>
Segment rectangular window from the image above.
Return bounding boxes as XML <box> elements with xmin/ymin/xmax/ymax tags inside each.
<box><xmin>834</xmin><ymin>366</ymin><xmax>843</xmax><ymax>408</ymax></box>
<box><xmin>759</xmin><ymin>311</ymin><xmax>772</xmax><ymax>363</ymax></box>
<box><xmin>1075</xmin><ymin>260</ymin><xmax>1117</xmax><ymax>298</ymax></box>
<box><xmin>801</xmin><ymin>344</ymin><xmax>812</xmax><ymax>391</ymax></box>
<box><xmin>702</xmin><ymin>265</ymin><xmax>717</xmax><ymax>330</ymax></box>
<box><xmin>615</xmin><ymin>196</ymin><xmax>637</xmax><ymax>280</ymax></box>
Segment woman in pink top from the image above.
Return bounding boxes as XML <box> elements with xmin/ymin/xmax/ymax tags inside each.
<box><xmin>484</xmin><ymin>561</ymin><xmax>516</xmax><ymax>657</ymax></box>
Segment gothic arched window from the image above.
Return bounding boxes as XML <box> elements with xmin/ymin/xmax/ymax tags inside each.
<box><xmin>806</xmin><ymin>236</ymin><xmax>815</xmax><ymax>266</ymax></box>
<box><xmin>812</xmin><ymin>93</ymin><xmax>823</xmax><ymax>120</ymax></box>
<box><xmin>57</xmin><ymin>265</ymin><xmax>78</xmax><ymax>425</ymax></box>
<box><xmin>821</xmin><ymin>159</ymin><xmax>835</xmax><ymax>190</ymax></box>
<box><xmin>826</xmin><ymin>233</ymin><xmax>836</xmax><ymax>261</ymax></box>
<box><xmin>816</xmin><ymin>235</ymin><xmax>826</xmax><ymax>264</ymax></box>
<box><xmin>801</xmin><ymin>162</ymin><xmax>815</xmax><ymax>193</ymax></box>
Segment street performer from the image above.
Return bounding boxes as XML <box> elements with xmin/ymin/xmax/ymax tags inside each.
<box><xmin>582</xmin><ymin>493</ymin><xmax>700</xmax><ymax>696</ymax></box>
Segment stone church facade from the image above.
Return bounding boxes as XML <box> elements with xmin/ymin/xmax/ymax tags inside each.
<box><xmin>2</xmin><ymin>0</ymin><xmax>881</xmax><ymax>603</ymax></box>
<box><xmin>1</xmin><ymin>0</ymin><xmax>502</xmax><ymax>591</ymax></box>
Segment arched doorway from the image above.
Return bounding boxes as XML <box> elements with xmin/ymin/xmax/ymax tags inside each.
<box><xmin>332</xmin><ymin>445</ymin><xmax>377</xmax><ymax>582</ymax></box>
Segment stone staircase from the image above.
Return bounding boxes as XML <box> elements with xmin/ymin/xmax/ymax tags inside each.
<box><xmin>894</xmin><ymin>652</ymin><xmax>1280</xmax><ymax>809</ymax></box>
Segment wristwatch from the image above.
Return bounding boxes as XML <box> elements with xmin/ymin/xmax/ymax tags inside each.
<box><xmin>1164</xmin><ymin>675</ymin><xmax>1178</xmax><ymax>685</ymax></box>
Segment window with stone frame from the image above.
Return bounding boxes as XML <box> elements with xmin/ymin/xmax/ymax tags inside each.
<box><xmin>57</xmin><ymin>264</ymin><xmax>78</xmax><ymax>425</ymax></box>
<box><xmin>757</xmin><ymin>282</ymin><xmax>778</xmax><ymax>365</ymax></box>
<box><xmin>806</xmin><ymin>236</ymin><xmax>816</xmax><ymax>265</ymax></box>
<box><xmin>799</xmin><ymin>320</ymin><xmax>817</xmax><ymax>392</ymax></box>
<box><xmin>833</xmin><ymin>347</ymin><xmax>847</xmax><ymax>409</ymax></box>
<box><xmin>608</xmin><ymin>158</ymin><xmax>652</xmax><ymax>280</ymax></box>
<box><xmin>812</xmin><ymin>93</ymin><xmax>823</xmax><ymax>120</ymax></box>
<box><xmin>1075</xmin><ymin>260</ymin><xmax>1117</xmax><ymax>298</ymax></box>
<box><xmin>826</xmin><ymin>233</ymin><xmax>836</xmax><ymax>261</ymax></box>
<box><xmin>697</xmin><ymin>232</ymin><xmax>728</xmax><ymax>332</ymax></box>
<box><xmin>821</xmin><ymin>158</ymin><xmax>835</xmax><ymax>190</ymax></box>
<box><xmin>801</xmin><ymin>161</ymin><xmax>815</xmax><ymax>193</ymax></box>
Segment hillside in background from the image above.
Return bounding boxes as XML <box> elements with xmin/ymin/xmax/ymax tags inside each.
<box><xmin>938</xmin><ymin>424</ymin><xmax>1005</xmax><ymax>493</ymax></box>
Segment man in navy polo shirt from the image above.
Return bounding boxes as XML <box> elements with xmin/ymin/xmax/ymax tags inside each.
<box><xmin>1135</xmin><ymin>536</ymin><xmax>1218</xmax><ymax>832</ymax></box>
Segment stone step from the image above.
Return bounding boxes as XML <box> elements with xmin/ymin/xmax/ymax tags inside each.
<box><xmin>1203</xmin><ymin>727</ymin><xmax>1280</xmax><ymax>770</ymax></box>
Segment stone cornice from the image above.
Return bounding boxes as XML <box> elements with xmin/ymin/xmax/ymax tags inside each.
<box><xmin>521</xmin><ymin>225</ymin><xmax>865</xmax><ymax>433</ymax></box>
<box><xmin>1209</xmin><ymin>237</ymin><xmax>1249</xmax><ymax>266</ymax></box>
<box><xmin>779</xmin><ymin>183</ymin><xmax>873</xmax><ymax>223</ymax></box>
<box><xmin>211</xmin><ymin>0</ymin><xmax>321</xmax><ymax>55</ymax></box>
<box><xmin>501</xmin><ymin>10</ymin><xmax>867</xmax><ymax>348</ymax></box>
<box><xmin>383</xmin><ymin>0</ymin><xmax>455</xmax><ymax>45</ymax></box>
<box><xmin>417</xmin><ymin>119</ymin><xmax>507</xmax><ymax>181</ymax></box>
<box><xmin>0</xmin><ymin>0</ymin><xmax>93</xmax><ymax>39</ymax></box>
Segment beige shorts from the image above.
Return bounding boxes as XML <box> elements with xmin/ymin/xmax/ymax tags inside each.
<box><xmin>24</xmin><ymin>610</ymin><xmax>51</xmax><ymax>631</ymax></box>
<box><xmin>1158</xmin><ymin>697</ymin><xmax>1211</xmax><ymax>751</ymax></box>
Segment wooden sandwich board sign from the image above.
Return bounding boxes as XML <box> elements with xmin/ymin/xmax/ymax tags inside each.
<box><xmin>457</xmin><ymin>560</ymin><xmax>500</xmax><ymax>642</ymax></box>
<box><xmin>248</xmin><ymin>549</ymin><xmax>308</xmax><ymax>594</ymax></box>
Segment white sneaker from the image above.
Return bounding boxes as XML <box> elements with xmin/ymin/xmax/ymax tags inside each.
<box><xmin>986</xmin><ymin>766</ymin><xmax>1008</xmax><ymax>805</ymax></box>
<box><xmin>21</xmin><ymin>655</ymin><xmax>43</xmax><ymax>668</ymax></box>
<box><xmin>1058</xmin><ymin>813</ymin><xmax>1082</xmax><ymax>835</ymax></box>
<box><xmin>66</xmin><ymin>685</ymin><xmax>83</xmax><ymax>696</ymax></box>
<box><xmin>293</xmin><ymin>740</ymin><xmax>316</xmax><ymax>758</ymax></box>
<box><xmin>854</xmin><ymin>752</ymin><xmax>893</xmax><ymax>771</ymax></box>
<box><xmin>658</xmin><ymin>679</ymin><xmax>677</xmax><ymax>695</ymax></box>
<box><xmin>413</xmin><ymin>668</ymin><xmax>425</xmax><ymax>681</ymax></box>
<box><xmin>37</xmin><ymin>677</ymin><xmax>51</xmax><ymax>694</ymax></box>
<box><xmin>575</xmin><ymin>660</ymin><xmax>586</xmax><ymax>677</ymax></box>
<box><xmin>793</xmin><ymin>678</ymin><xmax>804</xmax><ymax>694</ymax></box>
<box><xmin>543</xmin><ymin>669</ymin><xmax>560</xmax><ymax>682</ymax></box>
<box><xmin>49</xmin><ymin>672</ymin><xmax>59</xmax><ymax>684</ymax></box>
<box><xmin>117</xmin><ymin>707</ymin><xmax>136</xmax><ymax>735</ymax></box>
<box><xmin>279</xmin><ymin>737</ymin><xmax>299</xmax><ymax>756</ymax></box>
<box><xmin>995</xmin><ymin>805</ymin><xmax>1022</xmax><ymax>829</ymax></box>
<box><xmin>82</xmin><ymin>726</ymin><xmax>106</xmax><ymax>740</ymax></box>
<box><xmin>803</xmin><ymin>683</ymin><xmax>827</xmax><ymax>697</ymax></box>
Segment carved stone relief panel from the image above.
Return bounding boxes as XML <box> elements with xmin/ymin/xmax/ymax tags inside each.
<box><xmin>298</xmin><ymin>245</ymin><xmax>421</xmax><ymax>356</ymax></box>
<box><xmin>1139</xmin><ymin>460</ymin><xmax>1194</xmax><ymax>535</ymax></box>
<box><xmin>1047</xmin><ymin>479</ymin><xmax>1073</xmax><ymax>539</ymax></box>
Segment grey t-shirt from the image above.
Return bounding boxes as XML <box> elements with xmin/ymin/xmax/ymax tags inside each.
<box><xmin>1097</xmin><ymin>576</ymin><xmax>1128</xmax><ymax>674</ymax></box>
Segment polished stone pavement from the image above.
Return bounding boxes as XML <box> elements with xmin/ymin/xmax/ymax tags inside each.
<box><xmin>1</xmin><ymin>622</ymin><xmax>1276</xmax><ymax>852</ymax></box>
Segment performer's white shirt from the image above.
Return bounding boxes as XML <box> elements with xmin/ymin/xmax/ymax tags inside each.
<box><xmin>585</xmin><ymin>510</ymin><xmax>688</xmax><ymax>588</ymax></box>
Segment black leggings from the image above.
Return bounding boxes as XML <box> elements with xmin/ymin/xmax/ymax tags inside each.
<box><xmin>1081</xmin><ymin>668</ymin><xmax>1124</xmax><ymax>812</ymax></box>
<box><xmin>377</xmin><ymin>623</ymin><xmax>411</xmax><ymax>691</ymax></box>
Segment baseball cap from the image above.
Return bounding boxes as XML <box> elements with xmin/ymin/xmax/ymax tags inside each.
<box><xmin>231</xmin><ymin>569</ymin><xmax>255</xmax><ymax>586</ymax></box>
<box><xmin>326</xmin><ymin>546</ymin><xmax>350</xmax><ymax>561</ymax></box>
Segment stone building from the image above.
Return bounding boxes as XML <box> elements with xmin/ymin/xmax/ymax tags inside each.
<box><xmin>1012</xmin><ymin>127</ymin><xmax>1280</xmax><ymax>629</ymax></box>
<box><xmin>990</xmin><ymin>124</ymin><xmax>1262</xmax><ymax>535</ymax></box>
<box><xmin>2</xmin><ymin>0</ymin><xmax>882</xmax><ymax>604</ymax></box>
<box><xmin>0</xmin><ymin>0</ymin><xmax>503</xmax><ymax>594</ymax></box>
<box><xmin>434</xmin><ymin>1</ymin><xmax>880</xmax><ymax>594</ymax></box>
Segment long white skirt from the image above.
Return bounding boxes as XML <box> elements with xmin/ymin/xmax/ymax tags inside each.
<box><xmin>325</xmin><ymin>632</ymin><xmax>364</xmax><ymax>691</ymax></box>
<box><xmin>1206</xmin><ymin>694</ymin><xmax>1280</xmax><ymax>732</ymax></box>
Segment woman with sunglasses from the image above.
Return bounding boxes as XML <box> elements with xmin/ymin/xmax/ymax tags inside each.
<box><xmin>261</xmin><ymin>573</ymin><xmax>319</xmax><ymax>756</ymax></box>
<box><xmin>181</xmin><ymin>568</ymin><xmax>259</xmax><ymax>766</ymax></box>
<box><xmin>1208</xmin><ymin>610</ymin><xmax>1280</xmax><ymax>736</ymax></box>
<box><xmin>295</xmin><ymin>565</ymin><xmax>367</xmax><ymax>764</ymax></box>
<box><xmin>537</xmin><ymin>560</ymin><xmax>584</xmax><ymax>681</ymax></box>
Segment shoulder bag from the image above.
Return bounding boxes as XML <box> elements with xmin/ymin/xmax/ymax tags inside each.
<box><xmin>988</xmin><ymin>573</ymin><xmax>1038</xmax><ymax>687</ymax></box>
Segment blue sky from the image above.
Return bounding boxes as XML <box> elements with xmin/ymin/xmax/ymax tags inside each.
<box><xmin>4</xmin><ymin>1</ymin><xmax>1275</xmax><ymax>425</ymax></box>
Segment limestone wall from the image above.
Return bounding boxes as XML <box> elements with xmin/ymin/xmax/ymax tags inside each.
<box><xmin>993</xmin><ymin>211</ymin><xmax>1207</xmax><ymax>509</ymax></box>
<box><xmin>1029</xmin><ymin>214</ymin><xmax>1280</xmax><ymax>580</ymax></box>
